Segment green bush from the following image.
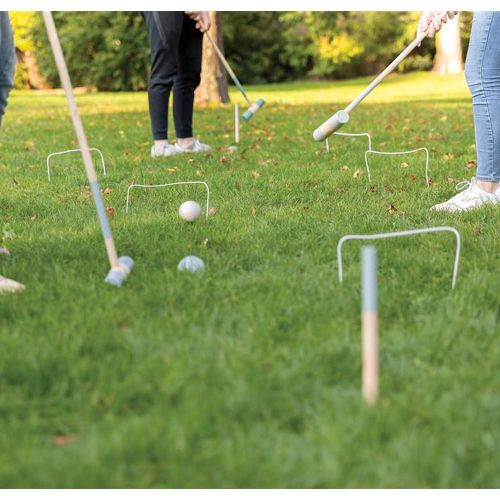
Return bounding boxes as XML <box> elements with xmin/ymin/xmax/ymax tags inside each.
<box><xmin>33</xmin><ymin>12</ymin><xmax>150</xmax><ymax>91</ymax></box>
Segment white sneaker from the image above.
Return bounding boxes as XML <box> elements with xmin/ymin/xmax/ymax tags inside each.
<box><xmin>150</xmin><ymin>143</ymin><xmax>180</xmax><ymax>158</ymax></box>
<box><xmin>174</xmin><ymin>139</ymin><xmax>211</xmax><ymax>154</ymax></box>
<box><xmin>0</xmin><ymin>275</ymin><xmax>25</xmax><ymax>294</ymax></box>
<box><xmin>431</xmin><ymin>177</ymin><xmax>500</xmax><ymax>212</ymax></box>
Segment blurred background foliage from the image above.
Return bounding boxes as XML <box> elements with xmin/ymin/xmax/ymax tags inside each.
<box><xmin>10</xmin><ymin>11</ymin><xmax>472</xmax><ymax>91</ymax></box>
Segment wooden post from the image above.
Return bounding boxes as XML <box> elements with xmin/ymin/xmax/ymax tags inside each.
<box><xmin>362</xmin><ymin>246</ymin><xmax>379</xmax><ymax>405</ymax></box>
<box><xmin>234</xmin><ymin>103</ymin><xmax>240</xmax><ymax>144</ymax></box>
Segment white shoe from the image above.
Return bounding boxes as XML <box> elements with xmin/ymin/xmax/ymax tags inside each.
<box><xmin>431</xmin><ymin>177</ymin><xmax>500</xmax><ymax>212</ymax></box>
<box><xmin>150</xmin><ymin>143</ymin><xmax>180</xmax><ymax>158</ymax></box>
<box><xmin>0</xmin><ymin>275</ymin><xmax>25</xmax><ymax>294</ymax></box>
<box><xmin>174</xmin><ymin>139</ymin><xmax>211</xmax><ymax>154</ymax></box>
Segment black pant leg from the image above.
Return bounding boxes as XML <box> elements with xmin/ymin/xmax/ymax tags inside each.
<box><xmin>144</xmin><ymin>11</ymin><xmax>183</xmax><ymax>140</ymax></box>
<box><xmin>172</xmin><ymin>15</ymin><xmax>203</xmax><ymax>138</ymax></box>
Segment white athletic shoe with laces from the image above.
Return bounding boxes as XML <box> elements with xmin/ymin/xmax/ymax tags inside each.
<box><xmin>431</xmin><ymin>177</ymin><xmax>500</xmax><ymax>212</ymax></box>
<box><xmin>150</xmin><ymin>143</ymin><xmax>180</xmax><ymax>158</ymax></box>
<box><xmin>0</xmin><ymin>275</ymin><xmax>25</xmax><ymax>294</ymax></box>
<box><xmin>174</xmin><ymin>139</ymin><xmax>211</xmax><ymax>154</ymax></box>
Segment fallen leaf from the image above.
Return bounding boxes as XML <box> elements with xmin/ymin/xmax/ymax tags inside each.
<box><xmin>352</xmin><ymin>169</ymin><xmax>363</xmax><ymax>179</ymax></box>
<box><xmin>400</xmin><ymin>162</ymin><xmax>409</xmax><ymax>169</ymax></box>
<box><xmin>102</xmin><ymin>187</ymin><xmax>112</xmax><ymax>195</ymax></box>
<box><xmin>167</xmin><ymin>167</ymin><xmax>180</xmax><ymax>173</ymax></box>
<box><xmin>443</xmin><ymin>153</ymin><xmax>454</xmax><ymax>161</ymax></box>
<box><xmin>196</xmin><ymin>170</ymin><xmax>205</xmax><ymax>177</ymax></box>
<box><xmin>219</xmin><ymin>156</ymin><xmax>230</xmax><ymax>164</ymax></box>
<box><xmin>52</xmin><ymin>434</ymin><xmax>80</xmax><ymax>447</ymax></box>
<box><xmin>369</xmin><ymin>186</ymin><xmax>377</xmax><ymax>193</ymax></box>
<box><xmin>24</xmin><ymin>140</ymin><xmax>36</xmax><ymax>151</ymax></box>
<box><xmin>106</xmin><ymin>207</ymin><xmax>115</xmax><ymax>217</ymax></box>
<box><xmin>340</xmin><ymin>165</ymin><xmax>350</xmax><ymax>172</ymax></box>
<box><xmin>31</xmin><ymin>214</ymin><xmax>37</xmax><ymax>220</ymax></box>
<box><xmin>251</xmin><ymin>170</ymin><xmax>260</xmax><ymax>178</ymax></box>
<box><xmin>386</xmin><ymin>204</ymin><xmax>398</xmax><ymax>214</ymax></box>
<box><xmin>187</xmin><ymin>158</ymin><xmax>196</xmax><ymax>165</ymax></box>
<box><xmin>410</xmin><ymin>174</ymin><xmax>417</xmax><ymax>182</ymax></box>
<box><xmin>208</xmin><ymin>207</ymin><xmax>218</xmax><ymax>216</ymax></box>
<box><xmin>466</xmin><ymin>160</ymin><xmax>477</xmax><ymax>170</ymax></box>
<box><xmin>447</xmin><ymin>177</ymin><xmax>460</xmax><ymax>184</ymax></box>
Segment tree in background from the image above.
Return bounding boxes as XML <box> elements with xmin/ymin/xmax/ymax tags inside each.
<box><xmin>13</xmin><ymin>11</ymin><xmax>474</xmax><ymax>91</ymax></box>
<box><xmin>10</xmin><ymin>11</ymin><xmax>48</xmax><ymax>89</ymax></box>
<box><xmin>195</xmin><ymin>11</ymin><xmax>229</xmax><ymax>104</ymax></box>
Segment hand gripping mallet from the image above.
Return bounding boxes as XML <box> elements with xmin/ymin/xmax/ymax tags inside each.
<box><xmin>42</xmin><ymin>12</ymin><xmax>134</xmax><ymax>286</ymax></box>
<box><xmin>313</xmin><ymin>32</ymin><xmax>427</xmax><ymax>141</ymax></box>
<box><xmin>205</xmin><ymin>31</ymin><xmax>265</xmax><ymax>121</ymax></box>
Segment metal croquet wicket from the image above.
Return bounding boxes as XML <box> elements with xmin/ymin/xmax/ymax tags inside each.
<box><xmin>337</xmin><ymin>226</ymin><xmax>461</xmax><ymax>289</ymax></box>
<box><xmin>125</xmin><ymin>181</ymin><xmax>211</xmax><ymax>221</ymax></box>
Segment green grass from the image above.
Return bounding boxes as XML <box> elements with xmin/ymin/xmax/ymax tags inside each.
<box><xmin>1</xmin><ymin>72</ymin><xmax>499</xmax><ymax>488</ymax></box>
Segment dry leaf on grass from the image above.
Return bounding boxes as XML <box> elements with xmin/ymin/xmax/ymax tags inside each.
<box><xmin>340</xmin><ymin>165</ymin><xmax>350</xmax><ymax>172</ymax></box>
<box><xmin>400</xmin><ymin>162</ymin><xmax>409</xmax><ymax>169</ymax></box>
<box><xmin>52</xmin><ymin>434</ymin><xmax>80</xmax><ymax>447</ymax></box>
<box><xmin>24</xmin><ymin>140</ymin><xmax>36</xmax><ymax>151</ymax></box>
<box><xmin>466</xmin><ymin>160</ymin><xmax>477</xmax><ymax>170</ymax></box>
<box><xmin>106</xmin><ymin>207</ymin><xmax>115</xmax><ymax>217</ymax></box>
<box><xmin>352</xmin><ymin>169</ymin><xmax>363</xmax><ymax>179</ymax></box>
<box><xmin>219</xmin><ymin>156</ymin><xmax>230</xmax><ymax>164</ymax></box>
<box><xmin>102</xmin><ymin>187</ymin><xmax>112</xmax><ymax>195</ymax></box>
<box><xmin>208</xmin><ymin>207</ymin><xmax>218</xmax><ymax>216</ymax></box>
<box><xmin>443</xmin><ymin>153</ymin><xmax>454</xmax><ymax>161</ymax></box>
<box><xmin>251</xmin><ymin>170</ymin><xmax>260</xmax><ymax>178</ymax></box>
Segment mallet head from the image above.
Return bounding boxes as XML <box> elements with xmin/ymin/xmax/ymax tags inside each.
<box><xmin>105</xmin><ymin>255</ymin><xmax>134</xmax><ymax>287</ymax></box>
<box><xmin>242</xmin><ymin>98</ymin><xmax>265</xmax><ymax>121</ymax></box>
<box><xmin>313</xmin><ymin>110</ymin><xmax>350</xmax><ymax>141</ymax></box>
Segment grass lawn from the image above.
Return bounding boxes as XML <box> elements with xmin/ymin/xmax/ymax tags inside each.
<box><xmin>1</xmin><ymin>72</ymin><xmax>499</xmax><ymax>488</ymax></box>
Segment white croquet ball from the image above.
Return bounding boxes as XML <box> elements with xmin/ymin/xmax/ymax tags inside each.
<box><xmin>177</xmin><ymin>256</ymin><xmax>205</xmax><ymax>273</ymax></box>
<box><xmin>179</xmin><ymin>200</ymin><xmax>201</xmax><ymax>222</ymax></box>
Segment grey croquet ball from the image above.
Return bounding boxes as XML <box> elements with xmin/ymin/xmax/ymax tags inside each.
<box><xmin>177</xmin><ymin>256</ymin><xmax>205</xmax><ymax>273</ymax></box>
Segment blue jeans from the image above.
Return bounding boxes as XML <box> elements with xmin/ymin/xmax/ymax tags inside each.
<box><xmin>465</xmin><ymin>12</ymin><xmax>500</xmax><ymax>182</ymax></box>
<box><xmin>0</xmin><ymin>11</ymin><xmax>15</xmax><ymax>129</ymax></box>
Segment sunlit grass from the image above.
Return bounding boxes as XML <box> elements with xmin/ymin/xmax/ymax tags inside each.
<box><xmin>1</xmin><ymin>71</ymin><xmax>499</xmax><ymax>487</ymax></box>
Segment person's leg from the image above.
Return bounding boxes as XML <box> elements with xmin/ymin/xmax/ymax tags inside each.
<box><xmin>173</xmin><ymin>15</ymin><xmax>202</xmax><ymax>141</ymax></box>
<box><xmin>466</xmin><ymin>12</ymin><xmax>500</xmax><ymax>191</ymax></box>
<box><xmin>172</xmin><ymin>15</ymin><xmax>210</xmax><ymax>152</ymax></box>
<box><xmin>0</xmin><ymin>11</ymin><xmax>16</xmax><ymax>129</ymax></box>
<box><xmin>432</xmin><ymin>12</ymin><xmax>500</xmax><ymax>211</ymax></box>
<box><xmin>0</xmin><ymin>12</ymin><xmax>24</xmax><ymax>293</ymax></box>
<box><xmin>144</xmin><ymin>12</ymin><xmax>183</xmax><ymax>156</ymax></box>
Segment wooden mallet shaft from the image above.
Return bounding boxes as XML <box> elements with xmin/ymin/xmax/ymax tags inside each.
<box><xmin>205</xmin><ymin>31</ymin><xmax>252</xmax><ymax>107</ymax></box>
<box><xmin>313</xmin><ymin>33</ymin><xmax>427</xmax><ymax>141</ymax></box>
<box><xmin>42</xmin><ymin>11</ymin><xmax>119</xmax><ymax>270</ymax></box>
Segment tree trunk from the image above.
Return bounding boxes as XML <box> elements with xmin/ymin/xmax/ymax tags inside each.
<box><xmin>195</xmin><ymin>12</ymin><xmax>230</xmax><ymax>104</ymax></box>
<box><xmin>17</xmin><ymin>49</ymin><xmax>51</xmax><ymax>89</ymax></box>
<box><xmin>433</xmin><ymin>13</ymin><xmax>463</xmax><ymax>74</ymax></box>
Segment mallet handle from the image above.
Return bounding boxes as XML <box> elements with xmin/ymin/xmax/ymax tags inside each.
<box><xmin>205</xmin><ymin>31</ymin><xmax>252</xmax><ymax>107</ymax></box>
<box><xmin>345</xmin><ymin>34</ymin><xmax>426</xmax><ymax>114</ymax></box>
<box><xmin>42</xmin><ymin>11</ymin><xmax>119</xmax><ymax>269</ymax></box>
